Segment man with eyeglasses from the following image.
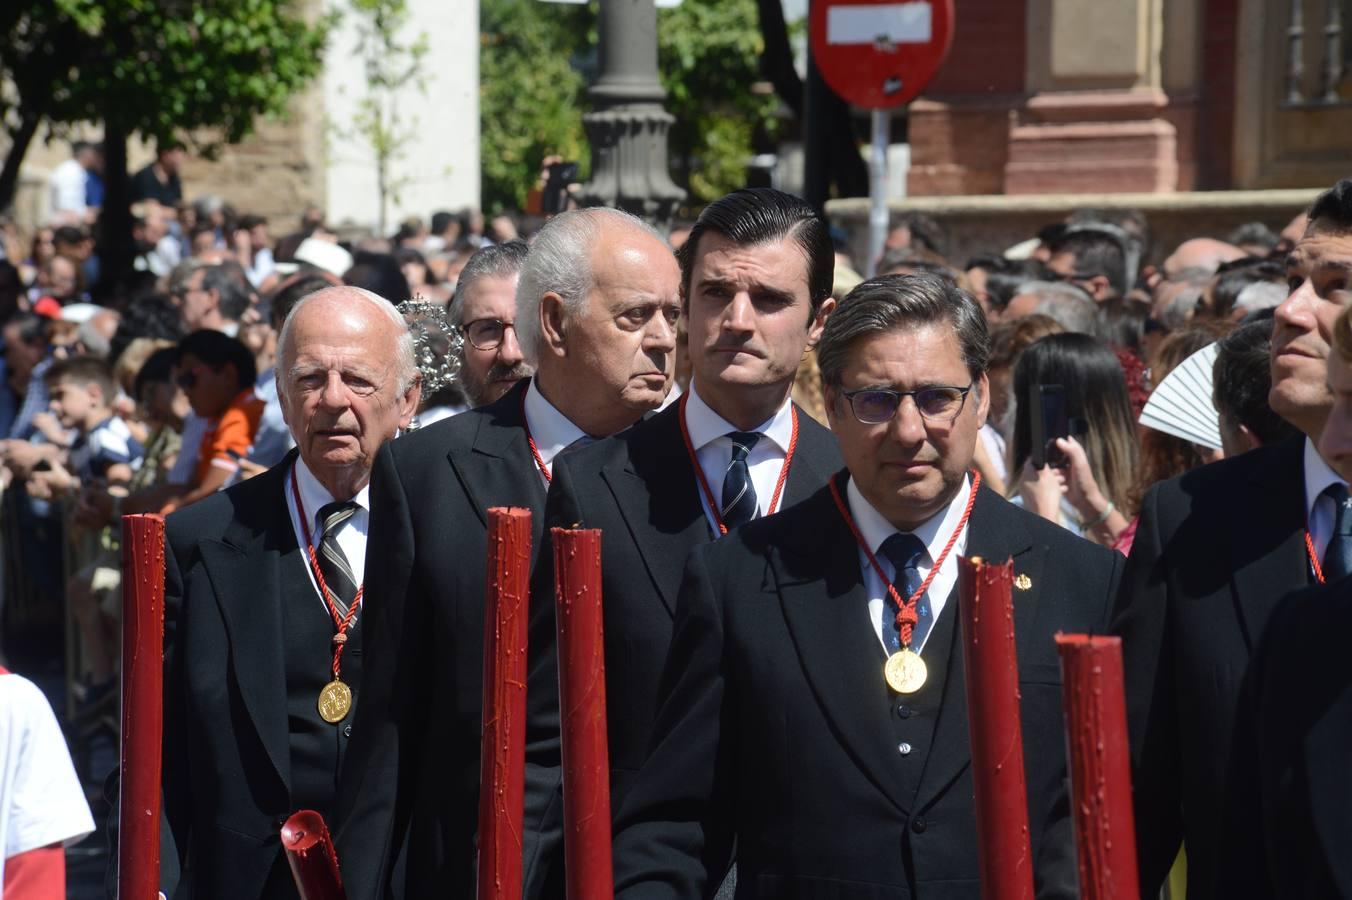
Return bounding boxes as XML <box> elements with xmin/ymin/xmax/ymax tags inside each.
<box><xmin>610</xmin><ymin>273</ymin><xmax>1121</xmax><ymax>899</ymax></box>
<box><xmin>337</xmin><ymin>207</ymin><xmax>681</xmax><ymax>898</ymax></box>
<box><xmin>1045</xmin><ymin>226</ymin><xmax>1130</xmax><ymax>302</ymax></box>
<box><xmin>449</xmin><ymin>239</ymin><xmax>535</xmax><ymax>407</ymax></box>
<box><xmin>520</xmin><ymin>188</ymin><xmax>843</xmax><ymax>897</ymax></box>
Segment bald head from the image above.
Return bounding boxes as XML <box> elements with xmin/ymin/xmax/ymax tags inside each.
<box><xmin>1163</xmin><ymin>238</ymin><xmax>1246</xmax><ymax>279</ymax></box>
<box><xmin>276</xmin><ymin>285</ymin><xmax>421</xmax><ymax>499</ymax></box>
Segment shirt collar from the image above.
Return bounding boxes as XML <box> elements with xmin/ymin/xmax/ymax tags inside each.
<box><xmin>524</xmin><ymin>377</ymin><xmax>588</xmax><ymax>466</ymax></box>
<box><xmin>293</xmin><ymin>455</ymin><xmax>370</xmax><ymax>533</ymax></box>
<box><xmin>1304</xmin><ymin>435</ymin><xmax>1346</xmax><ymax>520</ymax></box>
<box><xmin>684</xmin><ymin>381</ymin><xmax>794</xmax><ymax>453</ymax></box>
<box><xmin>845</xmin><ymin>474</ymin><xmax>973</xmax><ymax>565</ymax></box>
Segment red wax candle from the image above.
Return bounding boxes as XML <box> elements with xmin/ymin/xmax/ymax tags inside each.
<box><xmin>957</xmin><ymin>555</ymin><xmax>1035</xmax><ymax>900</ymax></box>
<box><xmin>281</xmin><ymin>810</ymin><xmax>346</xmax><ymax>900</ymax></box>
<box><xmin>118</xmin><ymin>513</ymin><xmax>166</xmax><ymax>900</ymax></box>
<box><xmin>552</xmin><ymin>527</ymin><xmax>613</xmax><ymax>900</ymax></box>
<box><xmin>1055</xmin><ymin>634</ymin><xmax>1140</xmax><ymax>900</ymax></box>
<box><xmin>477</xmin><ymin>507</ymin><xmax>532</xmax><ymax>900</ymax></box>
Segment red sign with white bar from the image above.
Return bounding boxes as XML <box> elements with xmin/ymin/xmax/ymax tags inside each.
<box><xmin>810</xmin><ymin>0</ymin><xmax>955</xmax><ymax>109</ymax></box>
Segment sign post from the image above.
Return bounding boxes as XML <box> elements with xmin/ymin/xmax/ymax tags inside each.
<box><xmin>809</xmin><ymin>0</ymin><xmax>955</xmax><ymax>276</ymax></box>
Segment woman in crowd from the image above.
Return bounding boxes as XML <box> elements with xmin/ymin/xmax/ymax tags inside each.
<box><xmin>1008</xmin><ymin>332</ymin><xmax>1140</xmax><ymax>547</ymax></box>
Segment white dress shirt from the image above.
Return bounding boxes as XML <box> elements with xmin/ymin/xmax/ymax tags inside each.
<box><xmin>285</xmin><ymin>456</ymin><xmax>370</xmax><ymax>616</ymax></box>
<box><xmin>846</xmin><ymin>475</ymin><xmax>972</xmax><ymax>655</ymax></box>
<box><xmin>684</xmin><ymin>382</ymin><xmax>795</xmax><ymax>536</ymax></box>
<box><xmin>1303</xmin><ymin>436</ymin><xmax>1348</xmax><ymax>563</ymax></box>
<box><xmin>523</xmin><ymin>377</ymin><xmax>588</xmax><ymax>486</ymax></box>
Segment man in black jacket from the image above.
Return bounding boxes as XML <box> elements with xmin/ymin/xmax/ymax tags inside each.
<box><xmin>1215</xmin><ymin>218</ymin><xmax>1352</xmax><ymax>900</ymax></box>
<box><xmin>1112</xmin><ymin>178</ymin><xmax>1352</xmax><ymax>897</ymax></box>
<box><xmin>522</xmin><ymin>188</ymin><xmax>842</xmax><ymax>895</ymax></box>
<box><xmin>336</xmin><ymin>208</ymin><xmax>681</xmax><ymax>897</ymax></box>
<box><xmin>610</xmin><ymin>274</ymin><xmax>1121</xmax><ymax>899</ymax></box>
<box><xmin>155</xmin><ymin>286</ymin><xmax>420</xmax><ymax>899</ymax></box>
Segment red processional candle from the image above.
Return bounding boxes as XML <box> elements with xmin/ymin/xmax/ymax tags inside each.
<box><xmin>477</xmin><ymin>507</ymin><xmax>532</xmax><ymax>900</ymax></box>
<box><xmin>552</xmin><ymin>527</ymin><xmax>613</xmax><ymax>900</ymax></box>
<box><xmin>957</xmin><ymin>555</ymin><xmax>1035</xmax><ymax>900</ymax></box>
<box><xmin>118</xmin><ymin>513</ymin><xmax>166</xmax><ymax>900</ymax></box>
<box><xmin>1055</xmin><ymin>635</ymin><xmax>1140</xmax><ymax>900</ymax></box>
<box><xmin>281</xmin><ymin>810</ymin><xmax>346</xmax><ymax>900</ymax></box>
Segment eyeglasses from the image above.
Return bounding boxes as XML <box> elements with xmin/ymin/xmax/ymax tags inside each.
<box><xmin>460</xmin><ymin>318</ymin><xmax>517</xmax><ymax>351</ymax></box>
<box><xmin>839</xmin><ymin>384</ymin><xmax>974</xmax><ymax>425</ymax></box>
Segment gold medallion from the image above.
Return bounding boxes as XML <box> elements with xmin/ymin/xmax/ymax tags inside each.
<box><xmin>1015</xmin><ymin>573</ymin><xmax>1033</xmax><ymax>591</ymax></box>
<box><xmin>884</xmin><ymin>649</ymin><xmax>928</xmax><ymax>694</ymax></box>
<box><xmin>317</xmin><ymin>679</ymin><xmax>352</xmax><ymax>724</ymax></box>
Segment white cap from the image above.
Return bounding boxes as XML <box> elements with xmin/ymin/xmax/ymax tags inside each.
<box><xmin>294</xmin><ymin>238</ymin><xmax>353</xmax><ymax>277</ymax></box>
<box><xmin>58</xmin><ymin>302</ymin><xmax>103</xmax><ymax>324</ymax></box>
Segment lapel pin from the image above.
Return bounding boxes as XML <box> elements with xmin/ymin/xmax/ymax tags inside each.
<box><xmin>1014</xmin><ymin>573</ymin><xmax>1032</xmax><ymax>592</ymax></box>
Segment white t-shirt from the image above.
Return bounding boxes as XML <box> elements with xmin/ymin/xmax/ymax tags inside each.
<box><xmin>0</xmin><ymin>670</ymin><xmax>95</xmax><ymax>887</ymax></box>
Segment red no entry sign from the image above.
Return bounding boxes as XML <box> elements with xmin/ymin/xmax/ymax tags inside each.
<box><xmin>809</xmin><ymin>0</ymin><xmax>956</xmax><ymax>109</ymax></box>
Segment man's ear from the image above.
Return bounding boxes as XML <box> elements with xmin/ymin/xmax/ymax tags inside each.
<box><xmin>806</xmin><ymin>297</ymin><xmax>836</xmax><ymax>350</ymax></box>
<box><xmin>398</xmin><ymin>377</ymin><xmax>422</xmax><ymax>429</ymax></box>
<box><xmin>1087</xmin><ymin>275</ymin><xmax>1111</xmax><ymax>301</ymax></box>
<box><xmin>539</xmin><ymin>292</ymin><xmax>568</xmax><ymax>355</ymax></box>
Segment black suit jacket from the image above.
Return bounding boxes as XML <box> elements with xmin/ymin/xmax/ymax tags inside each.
<box><xmin>336</xmin><ymin>379</ymin><xmax>547</xmax><ymax>899</ymax></box>
<box><xmin>158</xmin><ymin>450</ymin><xmax>320</xmax><ymax>899</ymax></box>
<box><xmin>1215</xmin><ymin>576</ymin><xmax>1352</xmax><ymax>899</ymax></box>
<box><xmin>610</xmin><ymin>480</ymin><xmax>1121</xmax><ymax>900</ymax></box>
<box><xmin>1110</xmin><ymin>437</ymin><xmax>1314</xmax><ymax>897</ymax></box>
<box><xmin>522</xmin><ymin>400</ymin><xmax>842</xmax><ymax>893</ymax></box>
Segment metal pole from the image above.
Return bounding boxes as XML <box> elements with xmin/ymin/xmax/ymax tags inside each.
<box><xmin>866</xmin><ymin>109</ymin><xmax>889</xmax><ymax>278</ymax></box>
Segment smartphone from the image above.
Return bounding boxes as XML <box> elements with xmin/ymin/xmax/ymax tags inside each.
<box><xmin>542</xmin><ymin>161</ymin><xmax>580</xmax><ymax>214</ymax></box>
<box><xmin>1029</xmin><ymin>383</ymin><xmax>1070</xmax><ymax>469</ymax></box>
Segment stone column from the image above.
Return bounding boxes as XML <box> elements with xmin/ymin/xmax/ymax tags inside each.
<box><xmin>576</xmin><ymin>0</ymin><xmax>685</xmax><ymax>226</ymax></box>
<box><xmin>1004</xmin><ymin>0</ymin><xmax>1195</xmax><ymax>194</ymax></box>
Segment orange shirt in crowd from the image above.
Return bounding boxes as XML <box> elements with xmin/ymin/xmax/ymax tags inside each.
<box><xmin>193</xmin><ymin>389</ymin><xmax>266</xmax><ymax>487</ymax></box>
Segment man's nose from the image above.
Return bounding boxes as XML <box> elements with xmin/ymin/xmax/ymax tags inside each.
<box><xmin>722</xmin><ymin>293</ymin><xmax>755</xmax><ymax>332</ymax></box>
<box><xmin>318</xmin><ymin>371</ymin><xmax>349</xmax><ymax>408</ymax></box>
<box><xmin>889</xmin><ymin>396</ymin><xmax>929</xmax><ymax>445</ymax></box>
<box><xmin>498</xmin><ymin>325</ymin><xmax>524</xmax><ymax>365</ymax></box>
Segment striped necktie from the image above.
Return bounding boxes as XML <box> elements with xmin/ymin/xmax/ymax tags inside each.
<box><xmin>879</xmin><ymin>532</ymin><xmax>935</xmax><ymax>653</ymax></box>
<box><xmin>720</xmin><ymin>431</ymin><xmax>762</xmax><ymax>530</ymax></box>
<box><xmin>316</xmin><ymin>500</ymin><xmax>360</xmax><ymax>617</ymax></box>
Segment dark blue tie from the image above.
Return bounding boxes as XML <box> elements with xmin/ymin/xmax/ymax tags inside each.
<box><xmin>879</xmin><ymin>533</ymin><xmax>934</xmax><ymax>653</ymax></box>
<box><xmin>720</xmin><ymin>431</ymin><xmax>762</xmax><ymax>530</ymax></box>
<box><xmin>1323</xmin><ymin>483</ymin><xmax>1352</xmax><ymax>581</ymax></box>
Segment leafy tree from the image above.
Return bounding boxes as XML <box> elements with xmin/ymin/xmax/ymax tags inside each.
<box><xmin>478</xmin><ymin>0</ymin><xmax>777</xmax><ymax>214</ymax></box>
<box><xmin>342</xmin><ymin>0</ymin><xmax>429</xmax><ymax>236</ymax></box>
<box><xmin>479</xmin><ymin>0</ymin><xmax>590</xmax><ymax>215</ymax></box>
<box><xmin>0</xmin><ymin>0</ymin><xmax>329</xmax><ymax>284</ymax></box>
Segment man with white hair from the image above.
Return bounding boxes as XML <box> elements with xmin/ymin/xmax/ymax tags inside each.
<box><xmin>337</xmin><ymin>207</ymin><xmax>681</xmax><ymax>897</ymax></box>
<box><xmin>150</xmin><ymin>286</ymin><xmax>420</xmax><ymax>899</ymax></box>
<box><xmin>1004</xmin><ymin>280</ymin><xmax>1099</xmax><ymax>334</ymax></box>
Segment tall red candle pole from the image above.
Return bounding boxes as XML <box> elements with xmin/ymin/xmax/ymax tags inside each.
<box><xmin>118</xmin><ymin>513</ymin><xmax>165</xmax><ymax>900</ymax></box>
<box><xmin>1055</xmin><ymin>635</ymin><xmax>1140</xmax><ymax>900</ymax></box>
<box><xmin>552</xmin><ymin>527</ymin><xmax>613</xmax><ymax>900</ymax></box>
<box><xmin>957</xmin><ymin>555</ymin><xmax>1035</xmax><ymax>900</ymax></box>
<box><xmin>281</xmin><ymin>810</ymin><xmax>346</xmax><ymax>900</ymax></box>
<box><xmin>477</xmin><ymin>507</ymin><xmax>532</xmax><ymax>900</ymax></box>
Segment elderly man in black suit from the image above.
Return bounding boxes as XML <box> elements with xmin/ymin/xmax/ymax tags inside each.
<box><xmin>156</xmin><ymin>285</ymin><xmax>420</xmax><ymax>899</ymax></box>
<box><xmin>609</xmin><ymin>274</ymin><xmax>1121</xmax><ymax>899</ymax></box>
<box><xmin>335</xmin><ymin>208</ymin><xmax>681</xmax><ymax>898</ymax></box>
<box><xmin>521</xmin><ymin>188</ymin><xmax>843</xmax><ymax>896</ymax></box>
<box><xmin>1112</xmin><ymin>178</ymin><xmax>1352</xmax><ymax>899</ymax></box>
<box><xmin>1214</xmin><ymin>194</ymin><xmax>1352</xmax><ymax>899</ymax></box>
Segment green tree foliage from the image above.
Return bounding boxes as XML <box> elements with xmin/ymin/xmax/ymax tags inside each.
<box><xmin>479</xmin><ymin>0</ymin><xmax>591</xmax><ymax>215</ymax></box>
<box><xmin>0</xmin><ymin>0</ymin><xmax>330</xmax><ymax>212</ymax></box>
<box><xmin>478</xmin><ymin>0</ymin><xmax>776</xmax><ymax>214</ymax></box>
<box><xmin>657</xmin><ymin>0</ymin><xmax>779</xmax><ymax>204</ymax></box>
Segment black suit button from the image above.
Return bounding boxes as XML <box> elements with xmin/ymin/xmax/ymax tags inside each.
<box><xmin>343</xmin><ymin>723</ymin><xmax>353</xmax><ymax>738</ymax></box>
<box><xmin>896</xmin><ymin>704</ymin><xmax>913</xmax><ymax>719</ymax></box>
<box><xmin>911</xmin><ymin>817</ymin><xmax>927</xmax><ymax>834</ymax></box>
<box><xmin>274</xmin><ymin>814</ymin><xmax>288</xmax><ymax>828</ymax></box>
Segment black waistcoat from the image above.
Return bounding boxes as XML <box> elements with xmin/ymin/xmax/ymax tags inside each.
<box><xmin>885</xmin><ymin>590</ymin><xmax>958</xmax><ymax>805</ymax></box>
<box><xmin>281</xmin><ymin>564</ymin><xmax>364</xmax><ymax>820</ymax></box>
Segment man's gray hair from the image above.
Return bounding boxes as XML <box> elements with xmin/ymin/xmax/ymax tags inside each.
<box><xmin>514</xmin><ymin>207</ymin><xmax>666</xmax><ymax>363</ymax></box>
<box><xmin>277</xmin><ymin>286</ymin><xmax>418</xmax><ymax>393</ymax></box>
<box><xmin>449</xmin><ymin>239</ymin><xmax>530</xmax><ymax>325</ymax></box>
<box><xmin>1234</xmin><ymin>281</ymin><xmax>1287</xmax><ymax>316</ymax></box>
<box><xmin>1013</xmin><ymin>281</ymin><xmax>1098</xmax><ymax>334</ymax></box>
<box><xmin>818</xmin><ymin>273</ymin><xmax>990</xmax><ymax>388</ymax></box>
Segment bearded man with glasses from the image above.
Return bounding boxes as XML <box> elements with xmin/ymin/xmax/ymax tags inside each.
<box><xmin>449</xmin><ymin>240</ymin><xmax>535</xmax><ymax>407</ymax></box>
<box><xmin>610</xmin><ymin>273</ymin><xmax>1122</xmax><ymax>900</ymax></box>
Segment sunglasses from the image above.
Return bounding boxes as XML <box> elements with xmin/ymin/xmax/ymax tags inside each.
<box><xmin>840</xmin><ymin>384</ymin><xmax>974</xmax><ymax>425</ymax></box>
